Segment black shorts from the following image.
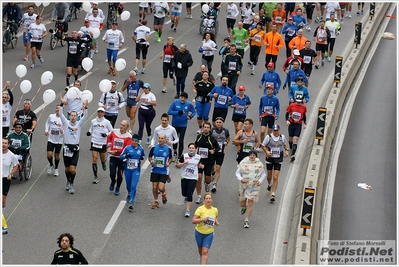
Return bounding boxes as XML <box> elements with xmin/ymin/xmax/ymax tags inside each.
<box><xmin>150</xmin><ymin>172</ymin><xmax>168</xmax><ymax>183</ymax></box>
<box><xmin>304</xmin><ymin>65</ymin><xmax>313</xmax><ymax>77</ymax></box>
<box><xmin>212</xmin><ymin>107</ymin><xmax>228</xmax><ymax>122</ymax></box>
<box><xmin>198</xmin><ymin>161</ymin><xmax>213</xmax><ymax>176</ymax></box>
<box><xmin>261</xmin><ymin>116</ymin><xmax>275</xmax><ymax>128</ymax></box>
<box><xmin>226</xmin><ymin>18</ymin><xmax>236</xmax><ymax>28</ymax></box>
<box><xmin>90</xmin><ymin>142</ymin><xmax>107</xmax><ymax>153</ymax></box>
<box><xmin>186</xmin><ymin>3</ymin><xmax>192</xmax><ymax>8</ymax></box>
<box><xmin>266</xmin><ymin>155</ymin><xmax>283</xmax><ymax>170</ymax></box>
<box><xmin>213</xmin><ymin>153</ymin><xmax>225</xmax><ymax>166</ymax></box>
<box><xmin>288</xmin><ymin>123</ymin><xmax>302</xmax><ymax>137</ymax></box>
<box><xmin>67</xmin><ymin>56</ymin><xmax>80</xmax><ymax>68</ymax></box>
<box><xmin>243</xmin><ymin>23</ymin><xmax>251</xmax><ymax>30</ymax></box>
<box><xmin>47</xmin><ymin>141</ymin><xmax>62</xmax><ymax>154</ymax></box>
<box><xmin>3</xmin><ymin>177</ymin><xmax>11</xmax><ymax>196</ymax></box>
<box><xmin>136</xmin><ymin>43</ymin><xmax>149</xmax><ymax>59</ymax></box>
<box><xmin>232</xmin><ymin>114</ymin><xmax>246</xmax><ymax>123</ymax></box>
<box><xmin>63</xmin><ymin>147</ymin><xmax>79</xmax><ymax>167</ymax></box>
<box><xmin>315</xmin><ymin>43</ymin><xmax>328</xmax><ymax>53</ymax></box>
<box><xmin>154</xmin><ymin>17</ymin><xmax>165</xmax><ymax>26</ymax></box>
<box><xmin>236</xmin><ymin>151</ymin><xmax>248</xmax><ymax>164</ymax></box>
<box><xmin>30</xmin><ymin>41</ymin><xmax>43</xmax><ymax>50</ymax></box>
<box><xmin>139</xmin><ymin>6</ymin><xmax>148</xmax><ymax>11</ymax></box>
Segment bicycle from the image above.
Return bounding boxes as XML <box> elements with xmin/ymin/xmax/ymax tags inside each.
<box><xmin>69</xmin><ymin>3</ymin><xmax>81</xmax><ymax>22</ymax></box>
<box><xmin>106</xmin><ymin>3</ymin><xmax>118</xmax><ymax>29</ymax></box>
<box><xmin>2</xmin><ymin>20</ymin><xmax>18</xmax><ymax>53</ymax></box>
<box><xmin>48</xmin><ymin>20</ymin><xmax>66</xmax><ymax>50</ymax></box>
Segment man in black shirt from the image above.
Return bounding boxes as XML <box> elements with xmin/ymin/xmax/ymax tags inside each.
<box><xmin>65</xmin><ymin>30</ymin><xmax>86</xmax><ymax>88</ymax></box>
<box><xmin>222</xmin><ymin>44</ymin><xmax>242</xmax><ymax>95</ymax></box>
<box><xmin>51</xmin><ymin>233</ymin><xmax>88</xmax><ymax>264</ymax></box>
<box><xmin>12</xmin><ymin>99</ymin><xmax>37</xmax><ymax>141</ymax></box>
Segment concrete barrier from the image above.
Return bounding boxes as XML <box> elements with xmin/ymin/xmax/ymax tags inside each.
<box><xmin>286</xmin><ymin>2</ymin><xmax>392</xmax><ymax>264</ymax></box>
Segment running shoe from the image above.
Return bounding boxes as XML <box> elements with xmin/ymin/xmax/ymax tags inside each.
<box><xmin>108</xmin><ymin>68</ymin><xmax>112</xmax><ymax>74</ymax></box>
<box><xmin>157</xmin><ymin>37</ymin><xmax>161</xmax><ymax>43</ymax></box>
<box><xmin>95</xmin><ymin>49</ymin><xmax>98</xmax><ymax>54</ymax></box>
<box><xmin>251</xmin><ymin>69</ymin><xmax>255</xmax><ymax>75</ymax></box>
<box><xmin>102</xmin><ymin>162</ymin><xmax>107</xmax><ymax>171</ymax></box>
<box><xmin>241</xmin><ymin>207</ymin><xmax>247</xmax><ymax>215</ymax></box>
<box><xmin>357</xmin><ymin>10</ymin><xmax>360</xmax><ymax>15</ymax></box>
<box><xmin>345</xmin><ymin>13</ymin><xmax>349</xmax><ymax>18</ymax></box>
<box><xmin>114</xmin><ymin>188</ymin><xmax>120</xmax><ymax>196</ymax></box>
<box><xmin>109</xmin><ymin>183</ymin><xmax>115</xmax><ymax>191</ymax></box>
<box><xmin>315</xmin><ymin>17</ymin><xmax>320</xmax><ymax>23</ymax></box>
<box><xmin>126</xmin><ymin>194</ymin><xmax>130</xmax><ymax>202</ymax></box>
<box><xmin>54</xmin><ymin>169</ymin><xmax>59</xmax><ymax>176</ymax></box>
<box><xmin>244</xmin><ymin>220</ymin><xmax>249</xmax><ymax>228</ymax></box>
<box><xmin>325</xmin><ymin>54</ymin><xmax>328</xmax><ymax>59</ymax></box>
<box><xmin>205</xmin><ymin>183</ymin><xmax>210</xmax><ymax>192</ymax></box>
<box><xmin>128</xmin><ymin>204</ymin><xmax>134</xmax><ymax>211</ymax></box>
<box><xmin>248</xmin><ymin>61</ymin><xmax>253</xmax><ymax>67</ymax></box>
<box><xmin>348</xmin><ymin>14</ymin><xmax>352</xmax><ymax>19</ymax></box>
<box><xmin>23</xmin><ymin>55</ymin><xmax>28</xmax><ymax>61</ymax></box>
<box><xmin>69</xmin><ymin>184</ymin><xmax>75</xmax><ymax>194</ymax></box>
<box><xmin>195</xmin><ymin>195</ymin><xmax>202</xmax><ymax>204</ymax></box>
<box><xmin>174</xmin><ymin>94</ymin><xmax>180</xmax><ymax>99</ymax></box>
<box><xmin>47</xmin><ymin>165</ymin><xmax>54</xmax><ymax>175</ymax></box>
<box><xmin>270</xmin><ymin>195</ymin><xmax>275</xmax><ymax>202</ymax></box>
<box><xmin>171</xmin><ymin>23</ymin><xmax>174</xmax><ymax>29</ymax></box>
<box><xmin>162</xmin><ymin>193</ymin><xmax>167</xmax><ymax>204</ymax></box>
<box><xmin>266</xmin><ymin>185</ymin><xmax>272</xmax><ymax>195</ymax></box>
<box><xmin>211</xmin><ymin>183</ymin><xmax>217</xmax><ymax>193</ymax></box>
<box><xmin>141</xmin><ymin>68</ymin><xmax>146</xmax><ymax>74</ymax></box>
<box><xmin>315</xmin><ymin>63</ymin><xmax>319</xmax><ymax>69</ymax></box>
<box><xmin>151</xmin><ymin>201</ymin><xmax>159</xmax><ymax>209</ymax></box>
<box><xmin>185</xmin><ymin>210</ymin><xmax>190</xmax><ymax>218</ymax></box>
<box><xmin>92</xmin><ymin>177</ymin><xmax>99</xmax><ymax>184</ymax></box>
<box><xmin>290</xmin><ymin>155</ymin><xmax>295</xmax><ymax>162</ymax></box>
<box><xmin>256</xmin><ymin>146</ymin><xmax>262</xmax><ymax>152</ymax></box>
<box><xmin>66</xmin><ymin>182</ymin><xmax>71</xmax><ymax>191</ymax></box>
<box><xmin>321</xmin><ymin>60</ymin><xmax>325</xmax><ymax>67</ymax></box>
<box><xmin>146</xmin><ymin>136</ymin><xmax>151</xmax><ymax>145</ymax></box>
<box><xmin>162</xmin><ymin>87</ymin><xmax>167</xmax><ymax>93</ymax></box>
<box><xmin>361</xmin><ymin>10</ymin><xmax>363</xmax><ymax>15</ymax></box>
<box><xmin>134</xmin><ymin>67</ymin><xmax>139</xmax><ymax>75</ymax></box>
<box><xmin>173</xmin><ymin>28</ymin><xmax>176</xmax><ymax>32</ymax></box>
<box><xmin>30</xmin><ymin>63</ymin><xmax>36</xmax><ymax>68</ymax></box>
<box><xmin>173</xmin><ymin>152</ymin><xmax>177</xmax><ymax>162</ymax></box>
<box><xmin>39</xmin><ymin>56</ymin><xmax>44</xmax><ymax>63</ymax></box>
<box><xmin>327</xmin><ymin>57</ymin><xmax>331</xmax><ymax>63</ymax></box>
<box><xmin>166</xmin><ymin>175</ymin><xmax>171</xmax><ymax>183</ymax></box>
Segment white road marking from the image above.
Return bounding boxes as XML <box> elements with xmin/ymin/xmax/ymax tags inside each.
<box><xmin>141</xmin><ymin>159</ymin><xmax>150</xmax><ymax>171</ymax></box>
<box><xmin>103</xmin><ymin>200</ymin><xmax>126</xmax><ymax>234</ymax></box>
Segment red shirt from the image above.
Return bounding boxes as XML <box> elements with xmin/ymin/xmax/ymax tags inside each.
<box><xmin>107</xmin><ymin>130</ymin><xmax>132</xmax><ymax>157</ymax></box>
<box><xmin>286</xmin><ymin>103</ymin><xmax>307</xmax><ymax>124</ymax></box>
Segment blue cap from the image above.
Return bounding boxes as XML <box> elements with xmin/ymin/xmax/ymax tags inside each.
<box><xmin>143</xmin><ymin>83</ymin><xmax>151</xmax><ymax>89</ymax></box>
<box><xmin>271</xmin><ymin>124</ymin><xmax>280</xmax><ymax>131</ymax></box>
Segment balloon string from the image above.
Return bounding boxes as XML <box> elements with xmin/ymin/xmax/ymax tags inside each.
<box><xmin>10</xmin><ymin>78</ymin><xmax>21</xmax><ymax>92</ymax></box>
<box><xmin>122</xmin><ymin>21</ymin><xmax>125</xmax><ymax>38</ymax></box>
<box><xmin>31</xmin><ymin>84</ymin><xmax>43</xmax><ymax>102</ymax></box>
<box><xmin>39</xmin><ymin>6</ymin><xmax>45</xmax><ymax>16</ymax></box>
<box><xmin>36</xmin><ymin>104</ymin><xmax>46</xmax><ymax>123</ymax></box>
<box><xmin>16</xmin><ymin>94</ymin><xmax>24</xmax><ymax>111</ymax></box>
<box><xmin>84</xmin><ymin>77</ymin><xmax>89</xmax><ymax>91</ymax></box>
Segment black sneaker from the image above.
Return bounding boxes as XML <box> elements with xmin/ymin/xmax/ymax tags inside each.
<box><xmin>166</xmin><ymin>175</ymin><xmax>171</xmax><ymax>183</ymax></box>
<box><xmin>290</xmin><ymin>155</ymin><xmax>295</xmax><ymax>162</ymax></box>
<box><xmin>128</xmin><ymin>205</ymin><xmax>134</xmax><ymax>211</ymax></box>
<box><xmin>266</xmin><ymin>185</ymin><xmax>271</xmax><ymax>195</ymax></box>
<box><xmin>270</xmin><ymin>195</ymin><xmax>275</xmax><ymax>203</ymax></box>
<box><xmin>171</xmin><ymin>23</ymin><xmax>174</xmax><ymax>29</ymax></box>
<box><xmin>174</xmin><ymin>94</ymin><xmax>180</xmax><ymax>99</ymax></box>
<box><xmin>240</xmin><ymin>207</ymin><xmax>247</xmax><ymax>215</ymax></box>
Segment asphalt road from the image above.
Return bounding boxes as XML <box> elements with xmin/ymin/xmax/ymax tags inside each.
<box><xmin>329</xmin><ymin>10</ymin><xmax>397</xmax><ymax>243</ymax></box>
<box><xmin>2</xmin><ymin>2</ymin><xmax>370</xmax><ymax>265</ymax></box>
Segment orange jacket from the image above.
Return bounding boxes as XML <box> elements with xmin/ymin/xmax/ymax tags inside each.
<box><xmin>289</xmin><ymin>35</ymin><xmax>308</xmax><ymax>51</ymax></box>
<box><xmin>263</xmin><ymin>32</ymin><xmax>284</xmax><ymax>55</ymax></box>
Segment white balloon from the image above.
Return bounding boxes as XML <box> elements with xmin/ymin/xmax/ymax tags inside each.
<box><xmin>43</xmin><ymin>89</ymin><xmax>56</xmax><ymax>104</ymax></box>
<box><xmin>92</xmin><ymin>27</ymin><xmax>100</xmax><ymax>39</ymax></box>
<box><xmin>66</xmin><ymin>87</ymin><xmax>79</xmax><ymax>99</ymax></box>
<box><xmin>82</xmin><ymin>2</ymin><xmax>92</xmax><ymax>12</ymax></box>
<box><xmin>120</xmin><ymin>11</ymin><xmax>130</xmax><ymax>21</ymax></box>
<box><xmin>34</xmin><ymin>2</ymin><xmax>42</xmax><ymax>7</ymax></box>
<box><xmin>16</xmin><ymin>64</ymin><xmax>27</xmax><ymax>78</ymax></box>
<box><xmin>20</xmin><ymin>80</ymin><xmax>32</xmax><ymax>94</ymax></box>
<box><xmin>115</xmin><ymin>58</ymin><xmax>126</xmax><ymax>71</ymax></box>
<box><xmin>81</xmin><ymin>90</ymin><xmax>93</xmax><ymax>103</ymax></box>
<box><xmin>42</xmin><ymin>2</ymin><xmax>50</xmax><ymax>7</ymax></box>
<box><xmin>202</xmin><ymin>4</ymin><xmax>209</xmax><ymax>14</ymax></box>
<box><xmin>82</xmin><ymin>57</ymin><xmax>93</xmax><ymax>72</ymax></box>
<box><xmin>41</xmin><ymin>71</ymin><xmax>53</xmax><ymax>85</ymax></box>
<box><xmin>99</xmin><ymin>79</ymin><xmax>112</xmax><ymax>93</ymax></box>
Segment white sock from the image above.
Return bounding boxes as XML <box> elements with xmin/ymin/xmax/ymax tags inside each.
<box><xmin>2</xmin><ymin>206</ymin><xmax>5</xmax><ymax>213</ymax></box>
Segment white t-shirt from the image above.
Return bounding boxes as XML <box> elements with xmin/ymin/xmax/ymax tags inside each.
<box><xmin>87</xmin><ymin>14</ymin><xmax>103</xmax><ymax>29</ymax></box>
<box><xmin>151</xmin><ymin>124</ymin><xmax>179</xmax><ymax>146</ymax></box>
<box><xmin>63</xmin><ymin>90</ymin><xmax>83</xmax><ymax>116</ymax></box>
<box><xmin>153</xmin><ymin>2</ymin><xmax>170</xmax><ymax>18</ymax></box>
<box><xmin>28</xmin><ymin>23</ymin><xmax>46</xmax><ymax>43</ymax></box>
<box><xmin>139</xmin><ymin>92</ymin><xmax>156</xmax><ymax>109</ymax></box>
<box><xmin>2</xmin><ymin>102</ymin><xmax>12</xmax><ymax>127</ymax></box>
<box><xmin>89</xmin><ymin>117</ymin><xmax>113</xmax><ymax>145</ymax></box>
<box><xmin>21</xmin><ymin>12</ymin><xmax>37</xmax><ymax>31</ymax></box>
<box><xmin>226</xmin><ymin>3</ymin><xmax>239</xmax><ymax>19</ymax></box>
<box><xmin>180</xmin><ymin>153</ymin><xmax>201</xmax><ymax>180</ymax></box>
<box><xmin>2</xmin><ymin>150</ymin><xmax>18</xmax><ymax>178</ymax></box>
<box><xmin>133</xmin><ymin>25</ymin><xmax>151</xmax><ymax>43</ymax></box>
<box><xmin>85</xmin><ymin>8</ymin><xmax>105</xmax><ymax>20</ymax></box>
<box><xmin>45</xmin><ymin>113</ymin><xmax>64</xmax><ymax>145</ymax></box>
<box><xmin>102</xmin><ymin>29</ymin><xmax>124</xmax><ymax>50</ymax></box>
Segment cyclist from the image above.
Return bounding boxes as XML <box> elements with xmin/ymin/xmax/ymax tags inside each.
<box><xmin>7</xmin><ymin>120</ymin><xmax>30</xmax><ymax>167</ymax></box>
<box><xmin>50</xmin><ymin>3</ymin><xmax>70</xmax><ymax>37</ymax></box>
<box><xmin>2</xmin><ymin>2</ymin><xmax>22</xmax><ymax>35</ymax></box>
<box><xmin>12</xmin><ymin>99</ymin><xmax>37</xmax><ymax>141</ymax></box>
<box><xmin>102</xmin><ymin>21</ymin><xmax>124</xmax><ymax>76</ymax></box>
<box><xmin>106</xmin><ymin>2</ymin><xmax>120</xmax><ymax>29</ymax></box>
<box><xmin>26</xmin><ymin>15</ymin><xmax>47</xmax><ymax>69</ymax></box>
<box><xmin>20</xmin><ymin>5</ymin><xmax>37</xmax><ymax>61</ymax></box>
<box><xmin>2</xmin><ymin>81</ymin><xmax>13</xmax><ymax>138</ymax></box>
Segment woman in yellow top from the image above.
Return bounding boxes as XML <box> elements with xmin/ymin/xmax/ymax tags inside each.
<box><xmin>192</xmin><ymin>192</ymin><xmax>219</xmax><ymax>264</ymax></box>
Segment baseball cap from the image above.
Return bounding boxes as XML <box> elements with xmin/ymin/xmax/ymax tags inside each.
<box><xmin>143</xmin><ymin>83</ymin><xmax>151</xmax><ymax>89</ymax></box>
<box><xmin>271</xmin><ymin>124</ymin><xmax>280</xmax><ymax>131</ymax></box>
<box><xmin>13</xmin><ymin>120</ymin><xmax>24</xmax><ymax>127</ymax></box>
<box><xmin>293</xmin><ymin>49</ymin><xmax>300</xmax><ymax>55</ymax></box>
<box><xmin>110</xmin><ymin>80</ymin><xmax>116</xmax><ymax>84</ymax></box>
<box><xmin>267</xmin><ymin>62</ymin><xmax>275</xmax><ymax>67</ymax></box>
<box><xmin>92</xmin><ymin>2</ymin><xmax>98</xmax><ymax>5</ymax></box>
<box><xmin>180</xmin><ymin>92</ymin><xmax>188</xmax><ymax>98</ymax></box>
<box><xmin>84</xmin><ymin>19</ymin><xmax>90</xmax><ymax>23</ymax></box>
<box><xmin>248</xmin><ymin>150</ymin><xmax>258</xmax><ymax>157</ymax></box>
<box><xmin>238</xmin><ymin>85</ymin><xmax>245</xmax><ymax>91</ymax></box>
<box><xmin>97</xmin><ymin>107</ymin><xmax>105</xmax><ymax>112</ymax></box>
<box><xmin>266</xmin><ymin>84</ymin><xmax>274</xmax><ymax>89</ymax></box>
<box><xmin>288</xmin><ymin>17</ymin><xmax>293</xmax><ymax>20</ymax></box>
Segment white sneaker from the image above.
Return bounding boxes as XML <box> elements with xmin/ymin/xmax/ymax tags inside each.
<box><xmin>141</xmin><ymin>68</ymin><xmax>145</xmax><ymax>74</ymax></box>
<box><xmin>146</xmin><ymin>136</ymin><xmax>151</xmax><ymax>145</ymax></box>
<box><xmin>162</xmin><ymin>87</ymin><xmax>167</xmax><ymax>93</ymax></box>
<box><xmin>54</xmin><ymin>169</ymin><xmax>59</xmax><ymax>176</ymax></box>
<box><xmin>69</xmin><ymin>184</ymin><xmax>75</xmax><ymax>194</ymax></box>
<box><xmin>47</xmin><ymin>165</ymin><xmax>54</xmax><ymax>175</ymax></box>
<box><xmin>348</xmin><ymin>13</ymin><xmax>352</xmax><ymax>19</ymax></box>
<box><xmin>195</xmin><ymin>195</ymin><xmax>202</xmax><ymax>204</ymax></box>
<box><xmin>134</xmin><ymin>67</ymin><xmax>139</xmax><ymax>75</ymax></box>
<box><xmin>30</xmin><ymin>63</ymin><xmax>36</xmax><ymax>68</ymax></box>
<box><xmin>39</xmin><ymin>57</ymin><xmax>44</xmax><ymax>63</ymax></box>
<box><xmin>185</xmin><ymin>210</ymin><xmax>190</xmax><ymax>217</ymax></box>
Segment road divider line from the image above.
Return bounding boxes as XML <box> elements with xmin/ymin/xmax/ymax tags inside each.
<box><xmin>103</xmin><ymin>200</ymin><xmax>126</xmax><ymax>234</ymax></box>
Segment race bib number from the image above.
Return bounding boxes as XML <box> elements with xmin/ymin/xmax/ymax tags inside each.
<box><xmin>2</xmin><ymin>115</ymin><xmax>7</xmax><ymax>123</ymax></box>
<box><xmin>243</xmin><ymin>142</ymin><xmax>254</xmax><ymax>152</ymax></box>
<box><xmin>235</xmin><ymin>105</ymin><xmax>244</xmax><ymax>114</ymax></box>
<box><xmin>127</xmin><ymin>159</ymin><xmax>138</xmax><ymax>169</ymax></box>
<box><xmin>288</xmin><ymin>29</ymin><xmax>295</xmax><ymax>36</ymax></box>
<box><xmin>295</xmin><ymin>91</ymin><xmax>304</xmax><ymax>99</ymax></box>
<box><xmin>235</xmin><ymin>40</ymin><xmax>242</xmax><ymax>48</ymax></box>
<box><xmin>227</xmin><ymin>11</ymin><xmax>232</xmax><ymax>16</ymax></box>
<box><xmin>292</xmin><ymin>112</ymin><xmax>301</xmax><ymax>122</ymax></box>
<box><xmin>109</xmin><ymin>42</ymin><xmax>115</xmax><ymax>47</ymax></box>
<box><xmin>93</xmin><ymin>143</ymin><xmax>103</xmax><ymax>148</ymax></box>
<box><xmin>64</xmin><ymin>146</ymin><xmax>73</xmax><ymax>157</ymax></box>
<box><xmin>199</xmin><ymin>147</ymin><xmax>209</xmax><ymax>158</ymax></box>
<box><xmin>113</xmin><ymin>138</ymin><xmax>124</xmax><ymax>149</ymax></box>
<box><xmin>12</xmin><ymin>139</ymin><xmax>21</xmax><ymax>148</ymax></box>
<box><xmin>164</xmin><ymin>54</ymin><xmax>171</xmax><ymax>63</ymax></box>
<box><xmin>174</xmin><ymin>6</ymin><xmax>179</xmax><ymax>11</ymax></box>
<box><xmin>303</xmin><ymin>55</ymin><xmax>311</xmax><ymax>64</ymax></box>
<box><xmin>203</xmin><ymin>216</ymin><xmax>215</xmax><ymax>227</ymax></box>
<box><xmin>50</xmin><ymin>129</ymin><xmax>60</xmax><ymax>135</ymax></box>
<box><xmin>128</xmin><ymin>90</ymin><xmax>137</xmax><ymax>99</ymax></box>
<box><xmin>108</xmin><ymin>101</ymin><xmax>116</xmax><ymax>108</ymax></box>
<box><xmin>196</xmin><ymin>96</ymin><xmax>203</xmax><ymax>102</ymax></box>
<box><xmin>228</xmin><ymin>61</ymin><xmax>237</xmax><ymax>70</ymax></box>
<box><xmin>203</xmin><ymin>50</ymin><xmax>212</xmax><ymax>56</ymax></box>
<box><xmin>270</xmin><ymin>147</ymin><xmax>281</xmax><ymax>158</ymax></box>
<box><xmin>275</xmin><ymin>16</ymin><xmax>282</xmax><ymax>23</ymax></box>
<box><xmin>263</xmin><ymin>106</ymin><xmax>273</xmax><ymax>115</ymax></box>
<box><xmin>216</xmin><ymin>95</ymin><xmax>227</xmax><ymax>105</ymax></box>
<box><xmin>155</xmin><ymin>157</ymin><xmax>165</xmax><ymax>168</ymax></box>
<box><xmin>31</xmin><ymin>36</ymin><xmax>39</xmax><ymax>42</ymax></box>
<box><xmin>69</xmin><ymin>43</ymin><xmax>77</xmax><ymax>54</ymax></box>
<box><xmin>254</xmin><ymin>34</ymin><xmax>261</xmax><ymax>42</ymax></box>
<box><xmin>185</xmin><ymin>167</ymin><xmax>195</xmax><ymax>177</ymax></box>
